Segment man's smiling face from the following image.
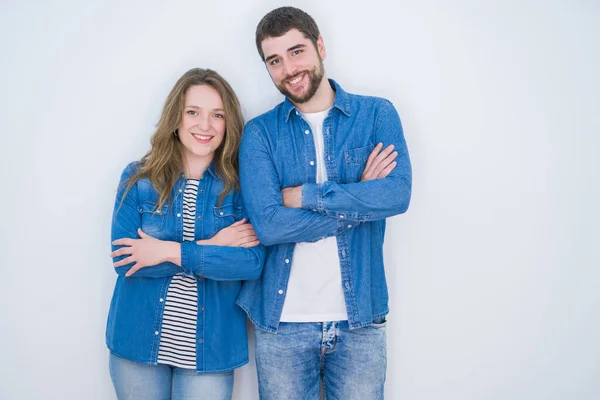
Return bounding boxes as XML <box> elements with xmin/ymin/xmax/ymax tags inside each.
<box><xmin>261</xmin><ymin>28</ymin><xmax>326</xmax><ymax>104</ymax></box>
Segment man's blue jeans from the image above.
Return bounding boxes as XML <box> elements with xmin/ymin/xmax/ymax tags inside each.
<box><xmin>109</xmin><ymin>353</ymin><xmax>234</xmax><ymax>400</ymax></box>
<box><xmin>255</xmin><ymin>320</ymin><xmax>387</xmax><ymax>399</ymax></box>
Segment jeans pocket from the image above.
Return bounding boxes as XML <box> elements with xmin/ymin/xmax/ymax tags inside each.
<box><xmin>371</xmin><ymin>316</ymin><xmax>387</xmax><ymax>329</ymax></box>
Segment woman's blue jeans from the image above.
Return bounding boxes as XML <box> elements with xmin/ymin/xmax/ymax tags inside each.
<box><xmin>109</xmin><ymin>353</ymin><xmax>234</xmax><ymax>400</ymax></box>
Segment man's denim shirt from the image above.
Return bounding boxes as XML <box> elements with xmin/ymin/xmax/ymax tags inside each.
<box><xmin>237</xmin><ymin>79</ymin><xmax>411</xmax><ymax>332</ymax></box>
<box><xmin>106</xmin><ymin>162</ymin><xmax>265</xmax><ymax>373</ymax></box>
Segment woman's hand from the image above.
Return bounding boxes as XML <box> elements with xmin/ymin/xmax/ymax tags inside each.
<box><xmin>201</xmin><ymin>218</ymin><xmax>260</xmax><ymax>248</ymax></box>
<box><xmin>111</xmin><ymin>229</ymin><xmax>181</xmax><ymax>277</ymax></box>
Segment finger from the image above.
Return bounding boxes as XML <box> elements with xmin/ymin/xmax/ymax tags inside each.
<box><xmin>364</xmin><ymin>142</ymin><xmax>383</xmax><ymax>172</ymax></box>
<box><xmin>373</xmin><ymin>144</ymin><xmax>395</xmax><ymax>165</ymax></box>
<box><xmin>238</xmin><ymin>233</ymin><xmax>258</xmax><ymax>243</ymax></box>
<box><xmin>125</xmin><ymin>263</ymin><xmax>142</xmax><ymax>277</ymax></box>
<box><xmin>137</xmin><ymin>228</ymin><xmax>154</xmax><ymax>239</ymax></box>
<box><xmin>231</xmin><ymin>218</ymin><xmax>246</xmax><ymax>227</ymax></box>
<box><xmin>366</xmin><ymin>146</ymin><xmax>395</xmax><ymax>180</ymax></box>
<box><xmin>110</xmin><ymin>247</ymin><xmax>132</xmax><ymax>259</ymax></box>
<box><xmin>377</xmin><ymin>161</ymin><xmax>397</xmax><ymax>179</ymax></box>
<box><xmin>241</xmin><ymin>240</ymin><xmax>260</xmax><ymax>248</ymax></box>
<box><xmin>236</xmin><ymin>233</ymin><xmax>258</xmax><ymax>245</ymax></box>
<box><xmin>372</xmin><ymin>151</ymin><xmax>398</xmax><ymax>177</ymax></box>
<box><xmin>235</xmin><ymin>224</ymin><xmax>255</xmax><ymax>232</ymax></box>
<box><xmin>234</xmin><ymin>232</ymin><xmax>257</xmax><ymax>244</ymax></box>
<box><xmin>363</xmin><ymin>143</ymin><xmax>384</xmax><ymax>173</ymax></box>
<box><xmin>112</xmin><ymin>238</ymin><xmax>133</xmax><ymax>247</ymax></box>
<box><xmin>114</xmin><ymin>255</ymin><xmax>135</xmax><ymax>268</ymax></box>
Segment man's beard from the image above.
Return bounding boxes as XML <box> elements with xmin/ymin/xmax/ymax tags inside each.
<box><xmin>276</xmin><ymin>58</ymin><xmax>325</xmax><ymax>104</ymax></box>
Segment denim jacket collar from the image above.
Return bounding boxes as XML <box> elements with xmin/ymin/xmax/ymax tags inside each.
<box><xmin>283</xmin><ymin>79</ymin><xmax>352</xmax><ymax>123</ymax></box>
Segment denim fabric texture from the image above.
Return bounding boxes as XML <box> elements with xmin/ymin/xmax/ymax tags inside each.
<box><xmin>106</xmin><ymin>162</ymin><xmax>266</xmax><ymax>373</ymax></box>
<box><xmin>237</xmin><ymin>79</ymin><xmax>411</xmax><ymax>331</ymax></box>
<box><xmin>255</xmin><ymin>320</ymin><xmax>387</xmax><ymax>400</ymax></box>
<box><xmin>109</xmin><ymin>353</ymin><xmax>234</xmax><ymax>400</ymax></box>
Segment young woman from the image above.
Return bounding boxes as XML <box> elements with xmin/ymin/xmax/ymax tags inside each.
<box><xmin>106</xmin><ymin>68</ymin><xmax>265</xmax><ymax>399</ymax></box>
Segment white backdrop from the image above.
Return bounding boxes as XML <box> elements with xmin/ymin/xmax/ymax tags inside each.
<box><xmin>1</xmin><ymin>0</ymin><xmax>599</xmax><ymax>399</ymax></box>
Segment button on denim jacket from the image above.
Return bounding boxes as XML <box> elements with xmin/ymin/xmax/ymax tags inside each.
<box><xmin>106</xmin><ymin>162</ymin><xmax>266</xmax><ymax>373</ymax></box>
<box><xmin>237</xmin><ymin>80</ymin><xmax>411</xmax><ymax>332</ymax></box>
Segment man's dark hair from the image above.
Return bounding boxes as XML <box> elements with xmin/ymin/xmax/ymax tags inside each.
<box><xmin>255</xmin><ymin>7</ymin><xmax>320</xmax><ymax>61</ymax></box>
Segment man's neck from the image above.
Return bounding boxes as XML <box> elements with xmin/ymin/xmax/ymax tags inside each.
<box><xmin>293</xmin><ymin>76</ymin><xmax>335</xmax><ymax>114</ymax></box>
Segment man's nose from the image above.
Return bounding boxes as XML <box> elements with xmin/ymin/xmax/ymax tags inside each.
<box><xmin>283</xmin><ymin>61</ymin><xmax>297</xmax><ymax>78</ymax></box>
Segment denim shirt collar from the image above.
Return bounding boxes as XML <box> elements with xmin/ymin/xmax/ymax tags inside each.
<box><xmin>283</xmin><ymin>79</ymin><xmax>351</xmax><ymax>123</ymax></box>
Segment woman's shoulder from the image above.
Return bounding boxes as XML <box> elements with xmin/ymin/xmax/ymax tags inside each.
<box><xmin>121</xmin><ymin>161</ymin><xmax>142</xmax><ymax>179</ymax></box>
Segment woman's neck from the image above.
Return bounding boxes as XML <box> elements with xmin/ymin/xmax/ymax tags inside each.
<box><xmin>183</xmin><ymin>153</ymin><xmax>213</xmax><ymax>179</ymax></box>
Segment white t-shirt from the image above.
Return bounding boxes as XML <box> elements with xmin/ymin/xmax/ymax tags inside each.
<box><xmin>280</xmin><ymin>109</ymin><xmax>348</xmax><ymax>322</ymax></box>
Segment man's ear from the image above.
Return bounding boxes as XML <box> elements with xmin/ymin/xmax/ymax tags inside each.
<box><xmin>317</xmin><ymin>36</ymin><xmax>326</xmax><ymax>60</ymax></box>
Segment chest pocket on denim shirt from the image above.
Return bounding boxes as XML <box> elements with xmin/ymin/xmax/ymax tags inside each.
<box><xmin>344</xmin><ymin>144</ymin><xmax>374</xmax><ymax>183</ymax></box>
<box><xmin>213</xmin><ymin>204</ymin><xmax>242</xmax><ymax>232</ymax></box>
<box><xmin>139</xmin><ymin>201</ymin><xmax>168</xmax><ymax>234</ymax></box>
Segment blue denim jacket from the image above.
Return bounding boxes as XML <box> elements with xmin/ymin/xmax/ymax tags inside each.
<box><xmin>106</xmin><ymin>162</ymin><xmax>266</xmax><ymax>373</ymax></box>
<box><xmin>237</xmin><ymin>79</ymin><xmax>411</xmax><ymax>332</ymax></box>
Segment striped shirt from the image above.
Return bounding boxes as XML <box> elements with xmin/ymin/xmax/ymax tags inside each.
<box><xmin>157</xmin><ymin>179</ymin><xmax>199</xmax><ymax>369</ymax></box>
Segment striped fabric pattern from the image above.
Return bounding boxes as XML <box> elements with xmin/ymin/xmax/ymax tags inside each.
<box><xmin>157</xmin><ymin>179</ymin><xmax>199</xmax><ymax>369</ymax></box>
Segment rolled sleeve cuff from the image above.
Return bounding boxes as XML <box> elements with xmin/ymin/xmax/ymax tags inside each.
<box><xmin>302</xmin><ymin>183</ymin><xmax>322</xmax><ymax>212</ymax></box>
<box><xmin>181</xmin><ymin>241</ymin><xmax>203</xmax><ymax>277</ymax></box>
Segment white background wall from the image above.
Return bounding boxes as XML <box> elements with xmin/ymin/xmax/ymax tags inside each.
<box><xmin>1</xmin><ymin>0</ymin><xmax>599</xmax><ymax>399</ymax></box>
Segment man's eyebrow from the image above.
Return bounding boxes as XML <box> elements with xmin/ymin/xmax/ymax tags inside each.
<box><xmin>264</xmin><ymin>44</ymin><xmax>308</xmax><ymax>63</ymax></box>
<box><xmin>287</xmin><ymin>44</ymin><xmax>306</xmax><ymax>52</ymax></box>
<box><xmin>264</xmin><ymin>53</ymin><xmax>279</xmax><ymax>63</ymax></box>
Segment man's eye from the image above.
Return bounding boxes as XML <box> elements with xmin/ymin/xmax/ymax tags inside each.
<box><xmin>292</xmin><ymin>50</ymin><xmax>302</xmax><ymax>56</ymax></box>
<box><xmin>269</xmin><ymin>59</ymin><xmax>280</xmax><ymax>66</ymax></box>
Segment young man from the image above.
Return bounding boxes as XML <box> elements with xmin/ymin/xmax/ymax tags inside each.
<box><xmin>237</xmin><ymin>6</ymin><xmax>412</xmax><ymax>399</ymax></box>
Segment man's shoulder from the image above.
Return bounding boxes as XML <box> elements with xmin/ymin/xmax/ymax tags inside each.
<box><xmin>245</xmin><ymin>101</ymin><xmax>287</xmax><ymax>130</ymax></box>
<box><xmin>331</xmin><ymin>79</ymin><xmax>394</xmax><ymax>112</ymax></box>
<box><xmin>347</xmin><ymin>91</ymin><xmax>393</xmax><ymax>109</ymax></box>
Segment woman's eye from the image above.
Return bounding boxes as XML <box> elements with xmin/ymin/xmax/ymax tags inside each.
<box><xmin>213</xmin><ymin>113</ymin><xmax>224</xmax><ymax>119</ymax></box>
<box><xmin>186</xmin><ymin>110</ymin><xmax>197</xmax><ymax>116</ymax></box>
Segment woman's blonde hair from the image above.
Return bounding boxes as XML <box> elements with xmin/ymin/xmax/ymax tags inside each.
<box><xmin>123</xmin><ymin>68</ymin><xmax>243</xmax><ymax>209</ymax></box>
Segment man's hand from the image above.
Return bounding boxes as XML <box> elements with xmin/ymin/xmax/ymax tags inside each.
<box><xmin>361</xmin><ymin>143</ymin><xmax>398</xmax><ymax>182</ymax></box>
<box><xmin>201</xmin><ymin>218</ymin><xmax>259</xmax><ymax>248</ymax></box>
<box><xmin>281</xmin><ymin>186</ymin><xmax>303</xmax><ymax>208</ymax></box>
<box><xmin>112</xmin><ymin>229</ymin><xmax>180</xmax><ymax>277</ymax></box>
<box><xmin>279</xmin><ymin>143</ymin><xmax>396</xmax><ymax>209</ymax></box>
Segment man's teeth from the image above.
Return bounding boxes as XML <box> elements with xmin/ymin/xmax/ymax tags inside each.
<box><xmin>193</xmin><ymin>134</ymin><xmax>212</xmax><ymax>140</ymax></box>
<box><xmin>289</xmin><ymin>74</ymin><xmax>303</xmax><ymax>84</ymax></box>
